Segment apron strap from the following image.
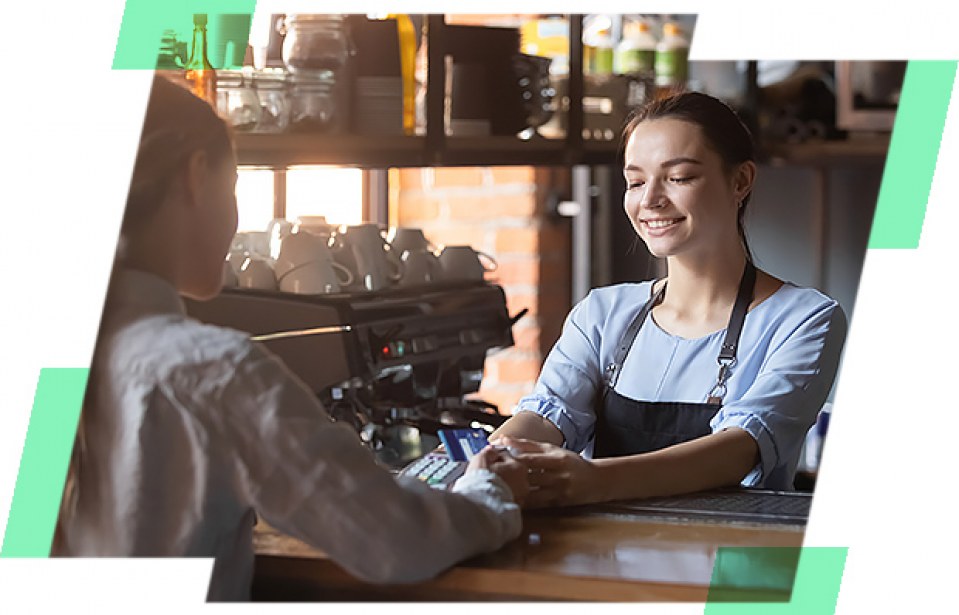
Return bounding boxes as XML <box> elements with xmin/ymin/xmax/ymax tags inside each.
<box><xmin>707</xmin><ymin>261</ymin><xmax>756</xmax><ymax>403</ymax></box>
<box><xmin>605</xmin><ymin>281</ymin><xmax>666</xmax><ymax>389</ymax></box>
<box><xmin>718</xmin><ymin>262</ymin><xmax>756</xmax><ymax>363</ymax></box>
<box><xmin>604</xmin><ymin>262</ymin><xmax>757</xmax><ymax>403</ymax></box>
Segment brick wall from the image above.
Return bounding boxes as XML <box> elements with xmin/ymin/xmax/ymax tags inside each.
<box><xmin>389</xmin><ymin>166</ymin><xmax>572</xmax><ymax>415</ymax></box>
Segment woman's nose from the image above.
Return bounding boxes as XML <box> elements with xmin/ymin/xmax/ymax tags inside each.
<box><xmin>639</xmin><ymin>181</ymin><xmax>666</xmax><ymax>208</ymax></box>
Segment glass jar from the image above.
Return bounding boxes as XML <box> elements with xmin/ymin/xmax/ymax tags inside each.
<box><xmin>281</xmin><ymin>14</ymin><xmax>351</xmax><ymax>73</ymax></box>
<box><xmin>288</xmin><ymin>71</ymin><xmax>336</xmax><ymax>132</ymax></box>
<box><xmin>216</xmin><ymin>70</ymin><xmax>261</xmax><ymax>131</ymax></box>
<box><xmin>253</xmin><ymin>69</ymin><xmax>290</xmax><ymax>133</ymax></box>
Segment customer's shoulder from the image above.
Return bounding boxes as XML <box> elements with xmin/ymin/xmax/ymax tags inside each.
<box><xmin>105</xmin><ymin>312</ymin><xmax>254</xmax><ymax>374</ymax></box>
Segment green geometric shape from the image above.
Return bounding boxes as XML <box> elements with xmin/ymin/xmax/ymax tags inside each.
<box><xmin>1</xmin><ymin>368</ymin><xmax>89</xmax><ymax>558</ymax></box>
<box><xmin>112</xmin><ymin>0</ymin><xmax>257</xmax><ymax>69</ymax></box>
<box><xmin>869</xmin><ymin>60</ymin><xmax>957</xmax><ymax>249</ymax></box>
<box><xmin>705</xmin><ymin>546</ymin><xmax>848</xmax><ymax>614</ymax></box>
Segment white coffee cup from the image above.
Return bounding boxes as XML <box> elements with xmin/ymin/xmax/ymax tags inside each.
<box><xmin>278</xmin><ymin>260</ymin><xmax>353</xmax><ymax>294</ymax></box>
<box><xmin>332</xmin><ymin>223</ymin><xmax>404</xmax><ymax>291</ymax></box>
<box><xmin>266</xmin><ymin>218</ymin><xmax>294</xmax><ymax>260</ymax></box>
<box><xmin>399</xmin><ymin>249</ymin><xmax>443</xmax><ymax>286</ymax></box>
<box><xmin>295</xmin><ymin>215</ymin><xmax>335</xmax><ymax>238</ymax></box>
<box><xmin>274</xmin><ymin>230</ymin><xmax>338</xmax><ymax>280</ymax></box>
<box><xmin>233</xmin><ymin>231</ymin><xmax>271</xmax><ymax>260</ymax></box>
<box><xmin>237</xmin><ymin>256</ymin><xmax>277</xmax><ymax>290</ymax></box>
<box><xmin>437</xmin><ymin>245</ymin><xmax>497</xmax><ymax>281</ymax></box>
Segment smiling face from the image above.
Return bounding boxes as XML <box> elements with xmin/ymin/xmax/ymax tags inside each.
<box><xmin>623</xmin><ymin>117</ymin><xmax>752</xmax><ymax>261</ymax></box>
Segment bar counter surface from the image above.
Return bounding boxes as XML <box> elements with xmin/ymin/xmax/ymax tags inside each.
<box><xmin>252</xmin><ymin>489</ymin><xmax>809</xmax><ymax>602</ymax></box>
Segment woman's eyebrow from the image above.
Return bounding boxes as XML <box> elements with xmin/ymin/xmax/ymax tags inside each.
<box><xmin>624</xmin><ymin>157</ymin><xmax>703</xmax><ymax>172</ymax></box>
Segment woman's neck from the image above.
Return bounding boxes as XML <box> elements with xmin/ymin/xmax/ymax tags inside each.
<box><xmin>660</xmin><ymin>249</ymin><xmax>748</xmax><ymax>320</ymax></box>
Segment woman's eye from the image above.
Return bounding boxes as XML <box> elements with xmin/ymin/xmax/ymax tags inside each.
<box><xmin>670</xmin><ymin>176</ymin><xmax>694</xmax><ymax>184</ymax></box>
<box><xmin>626</xmin><ymin>180</ymin><xmax>645</xmax><ymax>190</ymax></box>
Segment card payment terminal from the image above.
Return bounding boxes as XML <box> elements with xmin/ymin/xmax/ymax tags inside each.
<box><xmin>400</xmin><ymin>428</ymin><xmax>491</xmax><ymax>489</ymax></box>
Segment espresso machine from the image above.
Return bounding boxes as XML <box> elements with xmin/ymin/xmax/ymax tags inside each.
<box><xmin>184</xmin><ymin>281</ymin><xmax>524</xmax><ymax>466</ymax></box>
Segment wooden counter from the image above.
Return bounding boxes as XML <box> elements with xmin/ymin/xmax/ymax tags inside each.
<box><xmin>252</xmin><ymin>496</ymin><xmax>806</xmax><ymax>602</ymax></box>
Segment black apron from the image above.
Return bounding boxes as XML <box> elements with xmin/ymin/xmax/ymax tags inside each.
<box><xmin>593</xmin><ymin>262</ymin><xmax>756</xmax><ymax>458</ymax></box>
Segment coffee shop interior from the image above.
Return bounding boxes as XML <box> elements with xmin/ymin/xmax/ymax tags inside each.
<box><xmin>159</xmin><ymin>11</ymin><xmax>901</xmax><ymax>600</ymax></box>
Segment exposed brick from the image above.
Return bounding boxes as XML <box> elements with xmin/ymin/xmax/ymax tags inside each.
<box><xmin>432</xmin><ymin>167</ymin><xmax>485</xmax><ymax>188</ymax></box>
<box><xmin>446</xmin><ymin>193</ymin><xmax>537</xmax><ymax>221</ymax></box>
<box><xmin>397</xmin><ymin>194</ymin><xmax>440</xmax><ymax>223</ymax></box>
<box><xmin>429</xmin><ymin>227</ymin><xmax>488</xmax><ymax>250</ymax></box>
<box><xmin>490</xmin><ymin>166</ymin><xmax>536</xmax><ymax>185</ymax></box>
<box><xmin>492</xmin><ymin>258</ymin><xmax>540</xmax><ymax>286</ymax></box>
<box><xmin>495</xmin><ymin>227</ymin><xmax>540</xmax><ymax>255</ymax></box>
<box><xmin>395</xmin><ymin>168</ymin><xmax>423</xmax><ymax>190</ymax></box>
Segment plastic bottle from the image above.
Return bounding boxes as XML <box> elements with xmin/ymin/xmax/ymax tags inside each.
<box><xmin>585</xmin><ymin>27</ymin><xmax>614</xmax><ymax>76</ymax></box>
<box><xmin>615</xmin><ymin>20</ymin><xmax>657</xmax><ymax>76</ymax></box>
<box><xmin>654</xmin><ymin>21</ymin><xmax>689</xmax><ymax>90</ymax></box>
<box><xmin>184</xmin><ymin>14</ymin><xmax>217</xmax><ymax>108</ymax></box>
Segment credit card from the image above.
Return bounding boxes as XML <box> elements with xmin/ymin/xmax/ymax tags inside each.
<box><xmin>437</xmin><ymin>428</ymin><xmax>490</xmax><ymax>462</ymax></box>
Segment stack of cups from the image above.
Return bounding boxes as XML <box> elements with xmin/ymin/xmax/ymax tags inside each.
<box><xmin>275</xmin><ymin>229</ymin><xmax>353</xmax><ymax>294</ymax></box>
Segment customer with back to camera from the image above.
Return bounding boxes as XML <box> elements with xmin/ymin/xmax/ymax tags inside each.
<box><xmin>53</xmin><ymin>75</ymin><xmax>528</xmax><ymax>601</ymax></box>
<box><xmin>490</xmin><ymin>91</ymin><xmax>847</xmax><ymax>508</ymax></box>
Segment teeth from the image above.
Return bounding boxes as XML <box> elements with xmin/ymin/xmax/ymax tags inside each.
<box><xmin>645</xmin><ymin>219</ymin><xmax>680</xmax><ymax>229</ymax></box>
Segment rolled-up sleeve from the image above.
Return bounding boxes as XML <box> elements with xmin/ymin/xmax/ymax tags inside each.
<box><xmin>514</xmin><ymin>294</ymin><xmax>605</xmax><ymax>452</ymax></box>
<box><xmin>710</xmin><ymin>300</ymin><xmax>847</xmax><ymax>488</ymax></box>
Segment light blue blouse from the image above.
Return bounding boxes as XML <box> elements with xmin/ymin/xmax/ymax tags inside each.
<box><xmin>514</xmin><ymin>280</ymin><xmax>847</xmax><ymax>490</ymax></box>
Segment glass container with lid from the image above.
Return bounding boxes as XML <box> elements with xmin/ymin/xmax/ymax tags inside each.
<box><xmin>281</xmin><ymin>14</ymin><xmax>352</xmax><ymax>73</ymax></box>
<box><xmin>253</xmin><ymin>69</ymin><xmax>291</xmax><ymax>133</ymax></box>
<box><xmin>288</xmin><ymin>71</ymin><xmax>337</xmax><ymax>132</ymax></box>
<box><xmin>216</xmin><ymin>70</ymin><xmax>261</xmax><ymax>131</ymax></box>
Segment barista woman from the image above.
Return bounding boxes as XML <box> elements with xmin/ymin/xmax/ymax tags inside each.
<box><xmin>491</xmin><ymin>91</ymin><xmax>846</xmax><ymax>508</ymax></box>
<box><xmin>54</xmin><ymin>76</ymin><xmax>527</xmax><ymax>601</ymax></box>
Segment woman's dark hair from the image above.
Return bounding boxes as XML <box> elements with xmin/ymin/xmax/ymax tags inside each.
<box><xmin>121</xmin><ymin>76</ymin><xmax>233</xmax><ymax>233</ymax></box>
<box><xmin>622</xmin><ymin>91</ymin><xmax>757</xmax><ymax>261</ymax></box>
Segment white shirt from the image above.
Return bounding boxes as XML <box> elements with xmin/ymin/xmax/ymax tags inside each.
<box><xmin>56</xmin><ymin>269</ymin><xmax>521</xmax><ymax>601</ymax></box>
<box><xmin>515</xmin><ymin>280</ymin><xmax>847</xmax><ymax>490</ymax></box>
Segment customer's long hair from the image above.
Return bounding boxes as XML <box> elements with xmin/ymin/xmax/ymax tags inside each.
<box><xmin>52</xmin><ymin>76</ymin><xmax>231</xmax><ymax>554</ymax></box>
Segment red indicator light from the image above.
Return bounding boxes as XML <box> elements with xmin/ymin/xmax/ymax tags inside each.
<box><xmin>381</xmin><ymin>346</ymin><xmax>390</xmax><ymax>356</ymax></box>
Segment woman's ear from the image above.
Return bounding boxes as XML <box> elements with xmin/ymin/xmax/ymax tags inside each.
<box><xmin>181</xmin><ymin>149</ymin><xmax>210</xmax><ymax>210</ymax></box>
<box><xmin>732</xmin><ymin>161</ymin><xmax>757</xmax><ymax>203</ymax></box>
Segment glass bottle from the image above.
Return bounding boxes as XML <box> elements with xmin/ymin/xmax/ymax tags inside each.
<box><xmin>185</xmin><ymin>13</ymin><xmax>217</xmax><ymax>107</ymax></box>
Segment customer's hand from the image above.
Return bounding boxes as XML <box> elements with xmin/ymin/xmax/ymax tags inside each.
<box><xmin>495</xmin><ymin>437</ymin><xmax>602</xmax><ymax>509</ymax></box>
<box><xmin>467</xmin><ymin>445</ymin><xmax>529</xmax><ymax>507</ymax></box>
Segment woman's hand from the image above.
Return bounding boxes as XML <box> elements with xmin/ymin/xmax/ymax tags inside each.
<box><xmin>494</xmin><ymin>437</ymin><xmax>603</xmax><ymax>508</ymax></box>
<box><xmin>466</xmin><ymin>445</ymin><xmax>530</xmax><ymax>507</ymax></box>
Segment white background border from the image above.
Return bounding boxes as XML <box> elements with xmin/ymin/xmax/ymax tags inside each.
<box><xmin>1</xmin><ymin>1</ymin><xmax>957</xmax><ymax>613</ymax></box>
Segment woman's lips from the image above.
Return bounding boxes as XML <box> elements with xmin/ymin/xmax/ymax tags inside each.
<box><xmin>641</xmin><ymin>217</ymin><xmax>685</xmax><ymax>235</ymax></box>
